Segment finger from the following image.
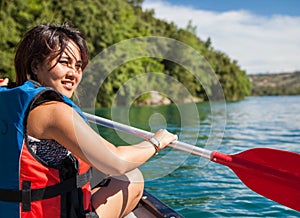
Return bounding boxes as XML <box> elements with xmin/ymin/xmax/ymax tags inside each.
<box><xmin>173</xmin><ymin>134</ymin><xmax>178</xmax><ymax>141</ymax></box>
<box><xmin>0</xmin><ymin>78</ymin><xmax>9</xmax><ymax>85</ymax></box>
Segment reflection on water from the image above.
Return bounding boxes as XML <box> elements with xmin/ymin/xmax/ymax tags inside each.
<box><xmin>96</xmin><ymin>96</ymin><xmax>300</xmax><ymax>217</ymax></box>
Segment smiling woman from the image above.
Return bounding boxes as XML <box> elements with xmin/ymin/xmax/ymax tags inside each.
<box><xmin>32</xmin><ymin>40</ymin><xmax>83</xmax><ymax>98</ymax></box>
<box><xmin>0</xmin><ymin>23</ymin><xmax>178</xmax><ymax>218</ymax></box>
<box><xmin>14</xmin><ymin>24</ymin><xmax>88</xmax><ymax>98</ymax></box>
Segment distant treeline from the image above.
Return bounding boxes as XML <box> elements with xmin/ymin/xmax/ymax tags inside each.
<box><xmin>249</xmin><ymin>71</ymin><xmax>300</xmax><ymax>96</ymax></box>
<box><xmin>0</xmin><ymin>0</ymin><xmax>251</xmax><ymax>107</ymax></box>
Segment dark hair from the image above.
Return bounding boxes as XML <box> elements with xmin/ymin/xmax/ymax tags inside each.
<box><xmin>14</xmin><ymin>23</ymin><xmax>89</xmax><ymax>86</ymax></box>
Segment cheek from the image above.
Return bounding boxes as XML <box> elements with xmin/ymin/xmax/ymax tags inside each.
<box><xmin>47</xmin><ymin>67</ymin><xmax>66</xmax><ymax>81</ymax></box>
<box><xmin>74</xmin><ymin>72</ymin><xmax>83</xmax><ymax>85</ymax></box>
<box><xmin>78</xmin><ymin>73</ymin><xmax>83</xmax><ymax>82</ymax></box>
<box><xmin>51</xmin><ymin>65</ymin><xmax>65</xmax><ymax>76</ymax></box>
<box><xmin>39</xmin><ymin>71</ymin><xmax>62</xmax><ymax>88</ymax></box>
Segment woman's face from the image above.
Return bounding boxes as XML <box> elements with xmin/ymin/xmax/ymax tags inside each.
<box><xmin>35</xmin><ymin>40</ymin><xmax>83</xmax><ymax>98</ymax></box>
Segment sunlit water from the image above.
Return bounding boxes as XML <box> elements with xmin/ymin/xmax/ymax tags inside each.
<box><xmin>95</xmin><ymin>96</ymin><xmax>300</xmax><ymax>217</ymax></box>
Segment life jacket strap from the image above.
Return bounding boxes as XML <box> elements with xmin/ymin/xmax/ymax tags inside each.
<box><xmin>0</xmin><ymin>168</ymin><xmax>92</xmax><ymax>211</ymax></box>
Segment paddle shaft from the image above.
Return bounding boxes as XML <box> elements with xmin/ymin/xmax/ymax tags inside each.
<box><xmin>84</xmin><ymin>112</ymin><xmax>300</xmax><ymax>211</ymax></box>
<box><xmin>83</xmin><ymin>112</ymin><xmax>212</xmax><ymax>159</ymax></box>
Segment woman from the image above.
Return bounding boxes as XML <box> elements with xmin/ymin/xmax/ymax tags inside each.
<box><xmin>0</xmin><ymin>23</ymin><xmax>177</xmax><ymax>217</ymax></box>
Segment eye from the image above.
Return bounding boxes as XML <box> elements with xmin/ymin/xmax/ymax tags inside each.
<box><xmin>59</xmin><ymin>59</ymin><xmax>69</xmax><ymax>65</ymax></box>
<box><xmin>75</xmin><ymin>62</ymin><xmax>83</xmax><ymax>71</ymax></box>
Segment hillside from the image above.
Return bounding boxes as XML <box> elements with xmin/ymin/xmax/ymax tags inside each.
<box><xmin>248</xmin><ymin>71</ymin><xmax>300</xmax><ymax>96</ymax></box>
<box><xmin>0</xmin><ymin>0</ymin><xmax>251</xmax><ymax>106</ymax></box>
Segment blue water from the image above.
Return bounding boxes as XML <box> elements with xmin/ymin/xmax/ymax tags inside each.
<box><xmin>96</xmin><ymin>96</ymin><xmax>300</xmax><ymax>217</ymax></box>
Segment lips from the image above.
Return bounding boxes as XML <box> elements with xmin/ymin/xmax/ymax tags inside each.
<box><xmin>61</xmin><ymin>80</ymin><xmax>74</xmax><ymax>90</ymax></box>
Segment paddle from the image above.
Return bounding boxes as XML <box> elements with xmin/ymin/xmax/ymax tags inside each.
<box><xmin>83</xmin><ymin>112</ymin><xmax>300</xmax><ymax>212</ymax></box>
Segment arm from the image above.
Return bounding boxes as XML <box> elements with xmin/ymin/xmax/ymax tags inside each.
<box><xmin>27</xmin><ymin>101</ymin><xmax>177</xmax><ymax>176</ymax></box>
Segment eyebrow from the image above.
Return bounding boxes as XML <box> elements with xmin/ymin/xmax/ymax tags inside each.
<box><xmin>63</xmin><ymin>47</ymin><xmax>82</xmax><ymax>64</ymax></box>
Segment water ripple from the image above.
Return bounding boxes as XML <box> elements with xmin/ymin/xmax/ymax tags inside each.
<box><xmin>99</xmin><ymin>96</ymin><xmax>300</xmax><ymax>217</ymax></box>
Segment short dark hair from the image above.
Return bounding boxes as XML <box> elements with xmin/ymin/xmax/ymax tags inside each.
<box><xmin>14</xmin><ymin>23</ymin><xmax>89</xmax><ymax>86</ymax></box>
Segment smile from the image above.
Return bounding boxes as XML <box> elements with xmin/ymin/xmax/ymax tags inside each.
<box><xmin>62</xmin><ymin>81</ymin><xmax>74</xmax><ymax>90</ymax></box>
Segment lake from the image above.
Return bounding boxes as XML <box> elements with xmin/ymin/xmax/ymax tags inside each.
<box><xmin>95</xmin><ymin>96</ymin><xmax>300</xmax><ymax>217</ymax></box>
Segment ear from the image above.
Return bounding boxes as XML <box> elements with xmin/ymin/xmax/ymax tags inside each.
<box><xmin>31</xmin><ymin>60</ymin><xmax>39</xmax><ymax>75</ymax></box>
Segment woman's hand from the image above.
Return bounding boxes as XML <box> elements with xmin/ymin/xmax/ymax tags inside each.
<box><xmin>149</xmin><ymin>129</ymin><xmax>178</xmax><ymax>152</ymax></box>
<box><xmin>0</xmin><ymin>78</ymin><xmax>9</xmax><ymax>86</ymax></box>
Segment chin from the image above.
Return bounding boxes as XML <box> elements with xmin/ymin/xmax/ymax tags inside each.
<box><xmin>65</xmin><ymin>93</ymin><xmax>73</xmax><ymax>98</ymax></box>
<box><xmin>61</xmin><ymin>91</ymin><xmax>72</xmax><ymax>98</ymax></box>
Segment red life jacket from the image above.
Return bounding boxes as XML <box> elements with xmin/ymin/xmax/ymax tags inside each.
<box><xmin>20</xmin><ymin>142</ymin><xmax>93</xmax><ymax>217</ymax></box>
<box><xmin>0</xmin><ymin>81</ymin><xmax>98</xmax><ymax>218</ymax></box>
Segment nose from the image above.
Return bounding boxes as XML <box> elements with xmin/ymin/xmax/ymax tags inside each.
<box><xmin>66</xmin><ymin>68</ymin><xmax>78</xmax><ymax>81</ymax></box>
<box><xmin>67</xmin><ymin>63</ymin><xmax>81</xmax><ymax>77</ymax></box>
<box><xmin>67</xmin><ymin>64</ymin><xmax>78</xmax><ymax>74</ymax></box>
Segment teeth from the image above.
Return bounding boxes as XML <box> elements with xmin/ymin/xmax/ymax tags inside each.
<box><xmin>65</xmin><ymin>82</ymin><xmax>72</xmax><ymax>88</ymax></box>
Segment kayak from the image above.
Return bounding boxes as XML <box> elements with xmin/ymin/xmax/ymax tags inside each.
<box><xmin>126</xmin><ymin>190</ymin><xmax>184</xmax><ymax>218</ymax></box>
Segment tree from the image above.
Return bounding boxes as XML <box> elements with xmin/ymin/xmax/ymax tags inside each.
<box><xmin>0</xmin><ymin>0</ymin><xmax>251</xmax><ymax>107</ymax></box>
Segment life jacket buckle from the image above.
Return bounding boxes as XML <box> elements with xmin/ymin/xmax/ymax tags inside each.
<box><xmin>22</xmin><ymin>180</ymin><xmax>32</xmax><ymax>212</ymax></box>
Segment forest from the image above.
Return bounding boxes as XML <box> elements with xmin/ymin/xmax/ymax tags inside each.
<box><xmin>0</xmin><ymin>0</ymin><xmax>251</xmax><ymax>107</ymax></box>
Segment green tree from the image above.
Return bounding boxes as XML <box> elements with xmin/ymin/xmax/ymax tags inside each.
<box><xmin>0</xmin><ymin>0</ymin><xmax>251</xmax><ymax>107</ymax></box>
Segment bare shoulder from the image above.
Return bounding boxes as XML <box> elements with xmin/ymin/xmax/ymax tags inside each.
<box><xmin>27</xmin><ymin>101</ymin><xmax>75</xmax><ymax>139</ymax></box>
<box><xmin>30</xmin><ymin>101</ymin><xmax>73</xmax><ymax>120</ymax></box>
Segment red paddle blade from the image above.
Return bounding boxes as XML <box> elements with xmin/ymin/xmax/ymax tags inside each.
<box><xmin>211</xmin><ymin>148</ymin><xmax>300</xmax><ymax>211</ymax></box>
